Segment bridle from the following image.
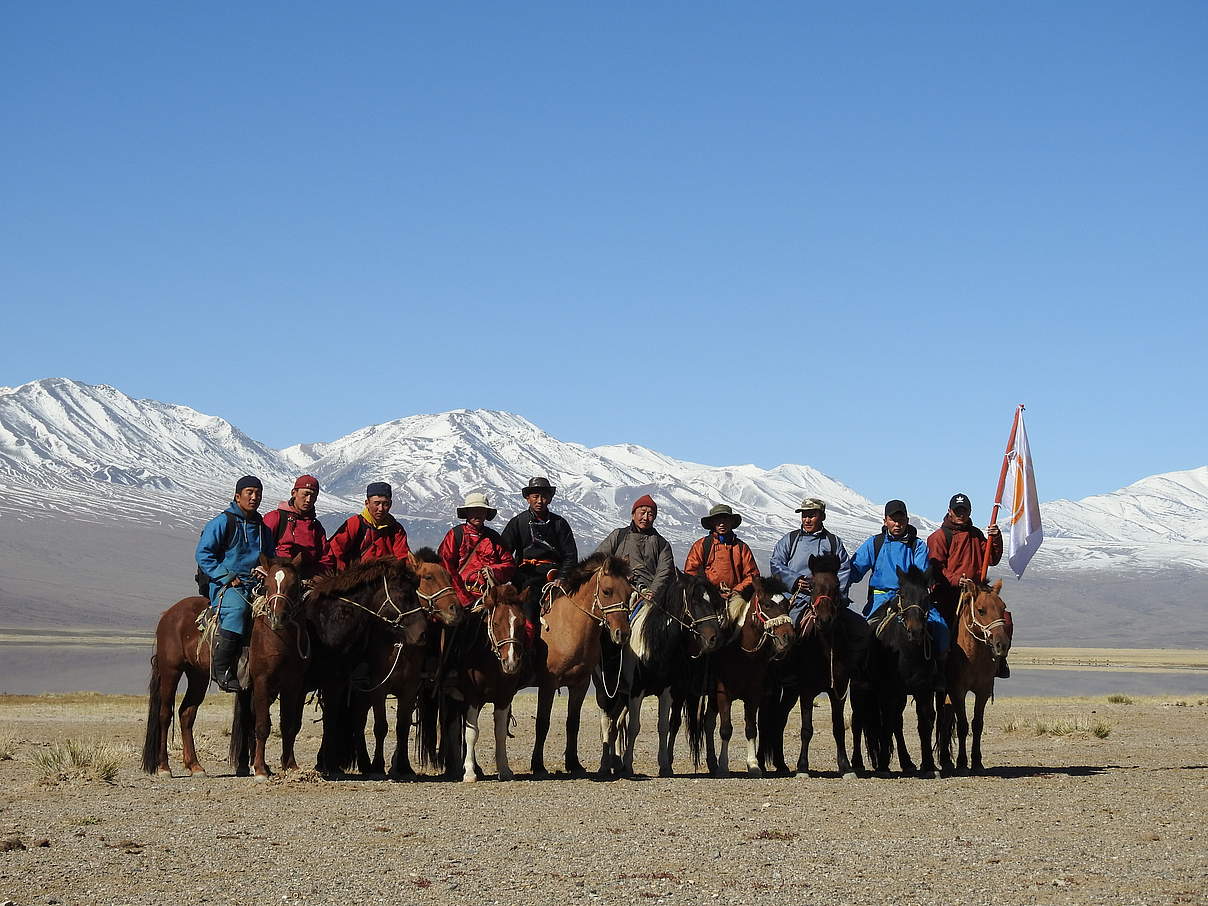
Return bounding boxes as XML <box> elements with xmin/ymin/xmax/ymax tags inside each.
<box><xmin>415</xmin><ymin>577</ymin><xmax>459</xmax><ymax>620</ymax></box>
<box><xmin>331</xmin><ymin>575</ymin><xmax>426</xmax><ymax>629</ymax></box>
<box><xmin>553</xmin><ymin>568</ymin><xmax>630</xmax><ymax>627</ymax></box>
<box><xmin>872</xmin><ymin>593</ymin><xmax>932</xmax><ymax>659</ymax></box>
<box><xmin>958</xmin><ymin>580</ymin><xmax>1007</xmax><ymax>649</ymax></box>
<box><xmin>249</xmin><ymin>570</ymin><xmax>310</xmax><ymax>659</ymax></box>
<box><xmin>738</xmin><ymin>592</ymin><xmax>793</xmax><ymax>654</ymax></box>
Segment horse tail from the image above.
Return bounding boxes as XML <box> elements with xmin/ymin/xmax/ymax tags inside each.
<box><xmin>415</xmin><ymin>687</ymin><xmax>442</xmax><ymax>770</ymax></box>
<box><xmin>141</xmin><ymin>654</ymin><xmax>166</xmax><ymax>774</ymax></box>
<box><xmin>229</xmin><ymin>689</ymin><xmax>253</xmax><ymax>770</ymax></box>
<box><xmin>683</xmin><ymin>657</ymin><xmax>713</xmax><ymax>769</ymax></box>
<box><xmin>936</xmin><ymin>694</ymin><xmax>955</xmax><ymax>765</ymax></box>
<box><xmin>755</xmin><ymin>687</ymin><xmax>778</xmax><ymax>771</ymax></box>
<box><xmin>439</xmin><ymin>695</ymin><xmax>467</xmax><ymax>778</ymax></box>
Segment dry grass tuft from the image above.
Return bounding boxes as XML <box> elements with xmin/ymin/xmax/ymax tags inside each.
<box><xmin>1007</xmin><ymin>716</ymin><xmax>1113</xmax><ymax>739</ymax></box>
<box><xmin>1106</xmin><ymin>694</ymin><xmax>1134</xmax><ymax>704</ymax></box>
<box><xmin>32</xmin><ymin>739</ymin><xmax>119</xmax><ymax>784</ymax></box>
<box><xmin>0</xmin><ymin>735</ymin><xmax>17</xmax><ymax>760</ymax></box>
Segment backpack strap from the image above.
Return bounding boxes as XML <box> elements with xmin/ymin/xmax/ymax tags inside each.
<box><xmin>826</xmin><ymin>530</ymin><xmax>838</xmax><ymax>557</ymax></box>
<box><xmin>694</xmin><ymin>535</ymin><xmax>714</xmax><ymax>579</ymax></box>
<box><xmin>867</xmin><ymin>529</ymin><xmax>888</xmax><ymax>609</ymax></box>
<box><xmin>454</xmin><ymin>523</ymin><xmax>489</xmax><ymax>572</ymax></box>
<box><xmin>342</xmin><ymin>515</ymin><xmax>368</xmax><ymax>565</ymax></box>
<box><xmin>784</xmin><ymin>529</ymin><xmax>804</xmax><ymax>563</ymax></box>
<box><xmin>271</xmin><ymin>509</ymin><xmax>294</xmax><ymax>546</ymax></box>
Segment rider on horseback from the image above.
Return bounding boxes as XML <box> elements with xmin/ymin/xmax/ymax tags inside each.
<box><xmin>849</xmin><ymin>499</ymin><xmax>949</xmax><ymax>690</ymax></box>
<box><xmin>328</xmin><ymin>482</ymin><xmax>412</xmax><ymax>570</ymax></box>
<box><xmin>683</xmin><ymin>504</ymin><xmax>759</xmax><ymax>605</ymax></box>
<box><xmin>769</xmin><ymin>496</ymin><xmax>853</xmax><ymax>632</ymax></box>
<box><xmin>437</xmin><ymin>492</ymin><xmax>516</xmax><ymax>606</ymax></box>
<box><xmin>261</xmin><ymin>474</ymin><xmax>335</xmax><ymax>579</ymax></box>
<box><xmin>927</xmin><ymin>493</ymin><xmax>1011</xmax><ymax>678</ymax></box>
<box><xmin>595</xmin><ymin>494</ymin><xmax>675</xmax><ymax>613</ymax></box>
<box><xmin>195</xmin><ymin>475</ymin><xmax>275</xmax><ymax>692</ymax></box>
<box><xmin>500</xmin><ymin>477</ymin><xmax>578</xmax><ymax>632</ymax></box>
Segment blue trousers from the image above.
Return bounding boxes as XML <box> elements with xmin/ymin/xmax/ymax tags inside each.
<box><xmin>210</xmin><ymin>583</ymin><xmax>253</xmax><ymax>636</ymax></box>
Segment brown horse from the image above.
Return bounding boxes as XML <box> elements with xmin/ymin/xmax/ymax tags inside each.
<box><xmin>530</xmin><ymin>553</ymin><xmax>633</xmax><ymax>777</ymax></box>
<box><xmin>142</xmin><ymin>555</ymin><xmax>304</xmax><ymax>777</ymax></box>
<box><xmin>938</xmin><ymin>578</ymin><xmax>1011</xmax><ymax>775</ymax></box>
<box><xmin>694</xmin><ymin>576</ymin><xmax>796</xmax><ymax>777</ymax></box>
<box><xmin>355</xmin><ymin>549</ymin><xmax>463</xmax><ymax>775</ymax></box>
<box><xmin>417</xmin><ymin>581</ymin><xmax>531</xmax><ymax>781</ymax></box>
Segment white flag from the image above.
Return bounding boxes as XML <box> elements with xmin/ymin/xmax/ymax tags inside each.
<box><xmin>1002</xmin><ymin>411</ymin><xmax>1042</xmax><ymax>577</ymax></box>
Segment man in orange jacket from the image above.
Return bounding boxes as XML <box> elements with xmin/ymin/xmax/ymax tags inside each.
<box><xmin>683</xmin><ymin>504</ymin><xmax>760</xmax><ymax>606</ymax></box>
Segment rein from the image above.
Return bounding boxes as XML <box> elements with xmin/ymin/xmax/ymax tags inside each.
<box><xmin>328</xmin><ymin>575</ymin><xmax>425</xmax><ymax>629</ymax></box>
<box><xmin>872</xmin><ymin>595</ymin><xmax>932</xmax><ymax>660</ymax></box>
<box><xmin>548</xmin><ymin>569</ymin><xmax>629</xmax><ymax>628</ymax></box>
<box><xmin>737</xmin><ymin>593</ymin><xmax>792</xmax><ymax>654</ymax></box>
<box><xmin>958</xmin><ymin>581</ymin><xmax>1007</xmax><ymax>649</ymax></box>
<box><xmin>249</xmin><ymin>583</ymin><xmax>311</xmax><ymax>660</ymax></box>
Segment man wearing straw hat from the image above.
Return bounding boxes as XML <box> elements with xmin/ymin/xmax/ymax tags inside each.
<box><xmin>769</xmin><ymin>496</ymin><xmax>853</xmax><ymax>631</ymax></box>
<box><xmin>438</xmin><ymin>492</ymin><xmax>517</xmax><ymax>606</ymax></box>
<box><xmin>683</xmin><ymin>504</ymin><xmax>760</xmax><ymax>604</ymax></box>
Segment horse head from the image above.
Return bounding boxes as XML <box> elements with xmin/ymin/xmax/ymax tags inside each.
<box><xmin>754</xmin><ymin>575</ymin><xmax>796</xmax><ymax>659</ymax></box>
<box><xmin>256</xmin><ymin>554</ymin><xmax>305</xmax><ymax>632</ymax></box>
<box><xmin>959</xmin><ymin>578</ymin><xmax>1010</xmax><ymax>660</ymax></box>
<box><xmin>409</xmin><ymin>549</ymin><xmax>464</xmax><ymax>627</ymax></box>
<box><xmin>566</xmin><ymin>553</ymin><xmax>633</xmax><ymax>646</ymax></box>
<box><xmin>483</xmin><ymin>583</ymin><xmax>528</xmax><ymax>676</ymax></box>
<box><xmin>679</xmin><ymin>571</ymin><xmax>723</xmax><ymax>654</ymax></box>
<box><xmin>894</xmin><ymin>565</ymin><xmax>934</xmax><ymax>644</ymax></box>
<box><xmin>807</xmin><ymin>553</ymin><xmax>842</xmax><ymax>630</ymax></box>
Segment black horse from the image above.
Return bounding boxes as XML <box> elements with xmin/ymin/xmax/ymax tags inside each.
<box><xmin>852</xmin><ymin>564</ymin><xmax>938</xmax><ymax>776</ymax></box>
<box><xmin>758</xmin><ymin>553</ymin><xmax>876</xmax><ymax>776</ymax></box>
<box><xmin>595</xmin><ymin>570</ymin><xmax>725</xmax><ymax>777</ymax></box>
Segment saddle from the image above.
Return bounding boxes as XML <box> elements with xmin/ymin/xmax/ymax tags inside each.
<box><xmin>194</xmin><ymin>608</ymin><xmax>251</xmax><ymax>691</ymax></box>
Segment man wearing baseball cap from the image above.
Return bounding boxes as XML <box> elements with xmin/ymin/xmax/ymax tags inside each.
<box><xmin>927</xmin><ymin>493</ymin><xmax>1010</xmax><ymax>677</ymax></box>
<box><xmin>328</xmin><ymin>481</ymin><xmax>412</xmax><ymax>571</ymax></box>
<box><xmin>261</xmin><ymin>475</ymin><xmax>335</xmax><ymax>579</ymax></box>
<box><xmin>596</xmin><ymin>494</ymin><xmax>675</xmax><ymax>611</ymax></box>
<box><xmin>769</xmin><ymin>497</ymin><xmax>853</xmax><ymax>630</ymax></box>
<box><xmin>849</xmin><ymin>499</ymin><xmax>950</xmax><ymax>687</ymax></box>
<box><xmin>195</xmin><ymin>475</ymin><xmax>275</xmax><ymax>691</ymax></box>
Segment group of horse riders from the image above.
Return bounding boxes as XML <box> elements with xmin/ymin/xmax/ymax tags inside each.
<box><xmin>195</xmin><ymin>472</ymin><xmax>1012</xmax><ymax>695</ymax></box>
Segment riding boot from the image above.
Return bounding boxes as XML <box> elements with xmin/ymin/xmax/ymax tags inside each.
<box><xmin>995</xmin><ymin>657</ymin><xmax>1010</xmax><ymax>679</ymax></box>
<box><xmin>211</xmin><ymin>629</ymin><xmax>243</xmax><ymax>693</ymax></box>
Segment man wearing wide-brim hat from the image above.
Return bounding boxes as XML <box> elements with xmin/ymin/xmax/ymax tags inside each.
<box><xmin>769</xmin><ymin>496</ymin><xmax>853</xmax><ymax>629</ymax></box>
<box><xmin>500</xmin><ymin>477</ymin><xmax>579</xmax><ymax>626</ymax></box>
<box><xmin>438</xmin><ymin>492</ymin><xmax>516</xmax><ymax>606</ymax></box>
<box><xmin>684</xmin><ymin>504</ymin><xmax>759</xmax><ymax>602</ymax></box>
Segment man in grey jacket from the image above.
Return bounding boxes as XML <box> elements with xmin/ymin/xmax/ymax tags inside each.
<box><xmin>596</xmin><ymin>494</ymin><xmax>675</xmax><ymax>611</ymax></box>
<box><xmin>769</xmin><ymin>496</ymin><xmax>853</xmax><ymax>629</ymax></box>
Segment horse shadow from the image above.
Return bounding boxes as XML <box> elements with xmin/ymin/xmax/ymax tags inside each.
<box><xmin>976</xmin><ymin>764</ymin><xmax>1123</xmax><ymax>779</ymax></box>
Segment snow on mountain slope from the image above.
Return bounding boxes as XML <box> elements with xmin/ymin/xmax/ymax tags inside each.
<box><xmin>1044</xmin><ymin>467</ymin><xmax>1208</xmax><ymax>545</ymax></box>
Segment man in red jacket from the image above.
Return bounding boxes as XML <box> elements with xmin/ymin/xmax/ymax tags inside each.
<box><xmin>927</xmin><ymin>492</ymin><xmax>1011</xmax><ymax>677</ymax></box>
<box><xmin>329</xmin><ymin>481</ymin><xmax>412</xmax><ymax>570</ymax></box>
<box><xmin>261</xmin><ymin>474</ymin><xmax>335</xmax><ymax>579</ymax></box>
<box><xmin>438</xmin><ymin>492</ymin><xmax>516</xmax><ymax>606</ymax></box>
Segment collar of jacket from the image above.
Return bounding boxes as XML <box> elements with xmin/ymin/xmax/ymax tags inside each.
<box><xmin>941</xmin><ymin>516</ymin><xmax>972</xmax><ymax>533</ymax></box>
<box><xmin>360</xmin><ymin>507</ymin><xmax>396</xmax><ymax>530</ymax></box>
<box><xmin>628</xmin><ymin>522</ymin><xmax>656</xmax><ymax>536</ymax></box>
<box><xmin>885</xmin><ymin>525</ymin><xmax>918</xmax><ymax>545</ymax></box>
<box><xmin>228</xmin><ymin>502</ymin><xmax>263</xmax><ymax>522</ymax></box>
<box><xmin>278</xmin><ymin>501</ymin><xmax>315</xmax><ymax>519</ymax></box>
<box><xmin>711</xmin><ymin>531</ymin><xmax>736</xmax><ymax>544</ymax></box>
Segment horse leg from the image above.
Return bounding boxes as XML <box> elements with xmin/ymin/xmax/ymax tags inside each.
<box><xmin>178</xmin><ymin>667</ymin><xmax>208</xmax><ymax>776</ymax></box>
<box><xmin>830</xmin><ymin>691</ymin><xmax>850</xmax><ymax>776</ymax></box>
<box><xmin>461</xmin><ymin>704</ymin><xmax>481</xmax><ymax>782</ymax></box>
<box><xmin>564</xmin><ymin>680</ymin><xmax>589</xmax><ymax>776</ymax></box>
<box><xmin>349</xmin><ymin>694</ymin><xmax>374</xmax><ymax>775</ymax></box>
<box><xmin>798</xmin><ymin>692</ymin><xmax>814</xmax><ymax>776</ymax></box>
<box><xmin>622</xmin><ymin>693</ymin><xmax>642</xmax><ymax>777</ymax></box>
<box><xmin>657</xmin><ymin>690</ymin><xmax>673</xmax><ymax>777</ymax></box>
<box><xmin>371</xmin><ymin>695</ymin><xmax>388</xmax><ymax>774</ymax></box>
<box><xmin>704</xmin><ymin>698</ymin><xmax>719</xmax><ymax>775</ymax></box>
<box><xmin>742</xmin><ymin>697</ymin><xmax>761</xmax><ymax>777</ymax></box>
<box><xmin>971</xmin><ymin>691</ymin><xmax>989</xmax><ymax>773</ymax></box>
<box><xmin>279</xmin><ymin>684</ymin><xmax>303</xmax><ymax>772</ymax></box>
<box><xmin>530</xmin><ymin>681</ymin><xmax>554</xmax><ymax>776</ymax></box>
<box><xmin>894</xmin><ymin>700</ymin><xmax>915</xmax><ymax>774</ymax></box>
<box><xmin>915</xmin><ymin>694</ymin><xmax>937</xmax><ymax>775</ymax></box>
<box><xmin>151</xmin><ymin>662</ymin><xmax>181</xmax><ymax>776</ymax></box>
<box><xmin>598</xmin><ymin>706</ymin><xmax>618</xmax><ymax>777</ymax></box>
<box><xmin>392</xmin><ymin>707</ymin><xmax>415</xmax><ymax>778</ymax></box>
<box><xmin>771</xmin><ymin>689</ymin><xmax>791</xmax><ymax>775</ymax></box>
<box><xmin>252</xmin><ymin>681</ymin><xmax>275</xmax><ymax>781</ymax></box>
<box><xmin>954</xmin><ymin>690</ymin><xmax>970</xmax><ymax>773</ymax></box>
<box><xmin>494</xmin><ymin>703</ymin><xmax>515</xmax><ymax>781</ymax></box>
<box><xmin>716</xmin><ymin>692</ymin><xmax>733</xmax><ymax>777</ymax></box>
<box><xmin>937</xmin><ymin>692</ymin><xmax>956</xmax><ymax>776</ymax></box>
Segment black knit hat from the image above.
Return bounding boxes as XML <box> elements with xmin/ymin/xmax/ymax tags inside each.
<box><xmin>365</xmin><ymin>481</ymin><xmax>392</xmax><ymax>499</ymax></box>
<box><xmin>235</xmin><ymin>475</ymin><xmax>263</xmax><ymax>493</ymax></box>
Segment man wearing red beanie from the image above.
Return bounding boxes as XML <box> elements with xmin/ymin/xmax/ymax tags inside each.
<box><xmin>596</xmin><ymin>494</ymin><xmax>674</xmax><ymax>611</ymax></box>
<box><xmin>261</xmin><ymin>474</ymin><xmax>335</xmax><ymax>578</ymax></box>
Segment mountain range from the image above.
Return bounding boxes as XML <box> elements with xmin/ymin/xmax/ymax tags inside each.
<box><xmin>1</xmin><ymin>377</ymin><xmax>1206</xmax><ymax>646</ymax></box>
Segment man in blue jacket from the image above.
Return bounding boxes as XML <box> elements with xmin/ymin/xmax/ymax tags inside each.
<box><xmin>769</xmin><ymin>496</ymin><xmax>852</xmax><ymax>630</ymax></box>
<box><xmin>848</xmin><ymin>499</ymin><xmax>948</xmax><ymax>687</ymax></box>
<box><xmin>195</xmin><ymin>475</ymin><xmax>274</xmax><ymax>692</ymax></box>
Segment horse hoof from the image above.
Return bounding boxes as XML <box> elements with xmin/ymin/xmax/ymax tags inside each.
<box><xmin>254</xmin><ymin>774</ymin><xmax>269</xmax><ymax>784</ymax></box>
<box><xmin>530</xmin><ymin>766</ymin><xmax>548</xmax><ymax>778</ymax></box>
<box><xmin>917</xmin><ymin>769</ymin><xmax>936</xmax><ymax>779</ymax></box>
<box><xmin>873</xmin><ymin>770</ymin><xmax>893</xmax><ymax>779</ymax></box>
<box><xmin>747</xmin><ymin>766</ymin><xmax>762</xmax><ymax>778</ymax></box>
<box><xmin>498</xmin><ymin>769</ymin><xmax>514</xmax><ymax>782</ymax></box>
<box><xmin>841</xmin><ymin>771</ymin><xmax>859</xmax><ymax>780</ymax></box>
<box><xmin>462</xmin><ymin>774</ymin><xmax>478</xmax><ymax>783</ymax></box>
<box><xmin>658</xmin><ymin>766</ymin><xmax>673</xmax><ymax>778</ymax></box>
<box><xmin>156</xmin><ymin>768</ymin><xmax>173</xmax><ymax>778</ymax></box>
<box><xmin>189</xmin><ymin>768</ymin><xmax>207</xmax><ymax>777</ymax></box>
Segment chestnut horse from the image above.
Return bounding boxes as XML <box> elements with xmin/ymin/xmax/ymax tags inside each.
<box><xmin>690</xmin><ymin>576</ymin><xmax>796</xmax><ymax>777</ymax></box>
<box><xmin>530</xmin><ymin>553</ymin><xmax>633</xmax><ymax>777</ymax></box>
<box><xmin>938</xmin><ymin>578</ymin><xmax>1011</xmax><ymax>775</ymax></box>
<box><xmin>759</xmin><ymin>554</ymin><xmax>874</xmax><ymax>777</ymax></box>
<box><xmin>352</xmin><ymin>549</ymin><xmax>463</xmax><ymax>775</ymax></box>
<box><xmin>417</xmin><ymin>581</ymin><xmax>531</xmax><ymax>781</ymax></box>
<box><xmin>142</xmin><ymin>555</ymin><xmax>304</xmax><ymax>777</ymax></box>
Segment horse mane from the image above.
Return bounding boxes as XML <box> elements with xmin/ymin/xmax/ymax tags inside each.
<box><xmin>310</xmin><ymin>557</ymin><xmax>417</xmax><ymax>596</ymax></box>
<box><xmin>413</xmin><ymin>547</ymin><xmax>440</xmax><ymax>565</ymax></box>
<box><xmin>808</xmin><ymin>553</ymin><xmax>841</xmax><ymax>576</ymax></box>
<box><xmin>563</xmin><ymin>552</ymin><xmax>631</xmax><ymax>595</ymax></box>
<box><xmin>897</xmin><ymin>564</ymin><xmax>933</xmax><ymax>600</ymax></box>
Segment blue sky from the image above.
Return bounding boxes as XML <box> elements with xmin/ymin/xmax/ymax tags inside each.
<box><xmin>3</xmin><ymin>2</ymin><xmax>1205</xmax><ymax>521</ymax></box>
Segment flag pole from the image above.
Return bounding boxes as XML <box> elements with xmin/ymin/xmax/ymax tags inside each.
<box><xmin>982</xmin><ymin>404</ymin><xmax>1024</xmax><ymax>580</ymax></box>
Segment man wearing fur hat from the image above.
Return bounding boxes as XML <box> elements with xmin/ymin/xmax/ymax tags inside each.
<box><xmin>328</xmin><ymin>481</ymin><xmax>412</xmax><ymax>571</ymax></box>
<box><xmin>195</xmin><ymin>475</ymin><xmax>275</xmax><ymax>692</ymax></box>
<box><xmin>769</xmin><ymin>497</ymin><xmax>853</xmax><ymax>630</ymax></box>
<box><xmin>684</xmin><ymin>504</ymin><xmax>760</xmax><ymax>603</ymax></box>
<box><xmin>261</xmin><ymin>474</ymin><xmax>335</xmax><ymax>579</ymax></box>
<box><xmin>596</xmin><ymin>494</ymin><xmax>675</xmax><ymax>610</ymax></box>
<box><xmin>438</xmin><ymin>492</ymin><xmax>517</xmax><ymax>606</ymax></box>
<box><xmin>500</xmin><ymin>477</ymin><xmax>578</xmax><ymax>625</ymax></box>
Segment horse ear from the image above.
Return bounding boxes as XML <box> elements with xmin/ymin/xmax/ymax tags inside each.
<box><xmin>291</xmin><ymin>552</ymin><xmax>304</xmax><ymax>568</ymax></box>
<box><xmin>807</xmin><ymin>554</ymin><xmax>818</xmax><ymax>572</ymax></box>
<box><xmin>518</xmin><ymin>585</ymin><xmax>533</xmax><ymax>603</ymax></box>
<box><xmin>992</xmin><ymin>579</ymin><xmax>1003</xmax><ymax>596</ymax></box>
<box><xmin>259</xmin><ymin>554</ymin><xmax>270</xmax><ymax>570</ymax></box>
<box><xmin>407</xmin><ymin>552</ymin><xmax>421</xmax><ymax>571</ymax></box>
<box><xmin>896</xmin><ymin>566</ymin><xmax>906</xmax><ymax>583</ymax></box>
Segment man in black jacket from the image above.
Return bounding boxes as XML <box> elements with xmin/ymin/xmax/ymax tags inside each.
<box><xmin>500</xmin><ymin>477</ymin><xmax>579</xmax><ymax>626</ymax></box>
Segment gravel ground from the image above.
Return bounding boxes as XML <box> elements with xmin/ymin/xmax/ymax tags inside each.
<box><xmin>0</xmin><ymin>691</ymin><xmax>1204</xmax><ymax>906</ymax></box>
